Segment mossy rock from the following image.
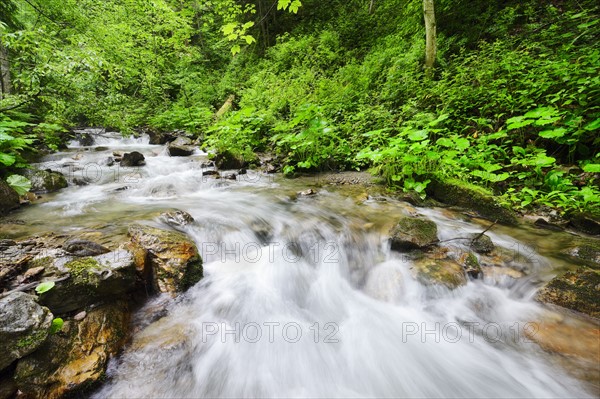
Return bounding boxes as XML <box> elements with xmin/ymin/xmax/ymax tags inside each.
<box><xmin>537</xmin><ymin>268</ymin><xmax>600</xmax><ymax>319</ymax></box>
<box><xmin>411</xmin><ymin>257</ymin><xmax>467</xmax><ymax>289</ymax></box>
<box><xmin>128</xmin><ymin>224</ymin><xmax>203</xmax><ymax>294</ymax></box>
<box><xmin>459</xmin><ymin>251</ymin><xmax>482</xmax><ymax>279</ymax></box>
<box><xmin>23</xmin><ymin>169</ymin><xmax>68</xmax><ymax>194</ymax></box>
<box><xmin>559</xmin><ymin>238</ymin><xmax>600</xmax><ymax>269</ymax></box>
<box><xmin>389</xmin><ymin>217</ymin><xmax>438</xmax><ymax>251</ymax></box>
<box><xmin>39</xmin><ymin>250</ymin><xmax>137</xmax><ymax>314</ymax></box>
<box><xmin>14</xmin><ymin>301</ymin><xmax>130</xmax><ymax>398</ymax></box>
<box><xmin>0</xmin><ymin>292</ymin><xmax>53</xmax><ymax>372</ymax></box>
<box><xmin>0</xmin><ymin>179</ymin><xmax>20</xmax><ymax>215</ymax></box>
<box><xmin>568</xmin><ymin>212</ymin><xmax>600</xmax><ymax>236</ymax></box>
<box><xmin>468</xmin><ymin>233</ymin><xmax>495</xmax><ymax>254</ymax></box>
<box><xmin>426</xmin><ymin>177</ymin><xmax>517</xmax><ymax>225</ymax></box>
<box><xmin>213</xmin><ymin>149</ymin><xmax>257</xmax><ymax>170</ymax></box>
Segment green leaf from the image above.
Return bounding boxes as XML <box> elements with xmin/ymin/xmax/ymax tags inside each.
<box><xmin>584</xmin><ymin>118</ymin><xmax>600</xmax><ymax>131</ymax></box>
<box><xmin>231</xmin><ymin>44</ymin><xmax>241</xmax><ymax>55</ymax></box>
<box><xmin>506</xmin><ymin>116</ymin><xmax>534</xmax><ymax>130</ymax></box>
<box><xmin>582</xmin><ymin>164</ymin><xmax>600</xmax><ymax>173</ymax></box>
<box><xmin>407</xmin><ymin>129</ymin><xmax>427</xmax><ymax>141</ymax></box>
<box><xmin>50</xmin><ymin>318</ymin><xmax>64</xmax><ymax>334</ymax></box>
<box><xmin>35</xmin><ymin>281</ymin><xmax>55</xmax><ymax>294</ymax></box>
<box><xmin>436</xmin><ymin>137</ymin><xmax>453</xmax><ymax>147</ymax></box>
<box><xmin>454</xmin><ymin>137</ymin><xmax>470</xmax><ymax>151</ymax></box>
<box><xmin>222</xmin><ymin>23</ymin><xmax>237</xmax><ymax>36</ymax></box>
<box><xmin>0</xmin><ymin>152</ymin><xmax>16</xmax><ymax>166</ymax></box>
<box><xmin>539</xmin><ymin>128</ymin><xmax>568</xmax><ymax>139</ymax></box>
<box><xmin>6</xmin><ymin>175</ymin><xmax>31</xmax><ymax>195</ymax></box>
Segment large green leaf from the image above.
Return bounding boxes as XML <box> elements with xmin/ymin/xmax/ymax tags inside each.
<box><xmin>6</xmin><ymin>174</ymin><xmax>31</xmax><ymax>195</ymax></box>
<box><xmin>0</xmin><ymin>153</ymin><xmax>16</xmax><ymax>166</ymax></box>
<box><xmin>539</xmin><ymin>128</ymin><xmax>567</xmax><ymax>139</ymax></box>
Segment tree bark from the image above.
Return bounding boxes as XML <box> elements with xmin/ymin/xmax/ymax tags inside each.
<box><xmin>0</xmin><ymin>38</ymin><xmax>12</xmax><ymax>99</ymax></box>
<box><xmin>423</xmin><ymin>0</ymin><xmax>436</xmax><ymax>78</ymax></box>
<box><xmin>368</xmin><ymin>0</ymin><xmax>375</xmax><ymax>14</ymax></box>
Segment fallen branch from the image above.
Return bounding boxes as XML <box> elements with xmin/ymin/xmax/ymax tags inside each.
<box><xmin>0</xmin><ymin>274</ymin><xmax>70</xmax><ymax>300</ymax></box>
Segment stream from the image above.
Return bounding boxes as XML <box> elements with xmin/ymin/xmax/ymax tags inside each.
<box><xmin>4</xmin><ymin>130</ymin><xmax>598</xmax><ymax>398</ymax></box>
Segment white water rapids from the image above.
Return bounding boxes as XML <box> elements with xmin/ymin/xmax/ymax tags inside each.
<box><xmin>16</xmin><ymin>130</ymin><xmax>596</xmax><ymax>397</ymax></box>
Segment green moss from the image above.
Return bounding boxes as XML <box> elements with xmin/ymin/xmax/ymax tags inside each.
<box><xmin>16</xmin><ymin>329</ymin><xmax>48</xmax><ymax>349</ymax></box>
<box><xmin>27</xmin><ymin>256</ymin><xmax>54</xmax><ymax>269</ymax></box>
<box><xmin>65</xmin><ymin>257</ymin><xmax>102</xmax><ymax>286</ymax></box>
<box><xmin>427</xmin><ymin>177</ymin><xmax>518</xmax><ymax>225</ymax></box>
<box><xmin>538</xmin><ymin>268</ymin><xmax>600</xmax><ymax>318</ymax></box>
<box><xmin>180</xmin><ymin>257</ymin><xmax>203</xmax><ymax>290</ymax></box>
<box><xmin>390</xmin><ymin>217</ymin><xmax>438</xmax><ymax>250</ymax></box>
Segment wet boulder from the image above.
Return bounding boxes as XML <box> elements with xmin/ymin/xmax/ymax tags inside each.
<box><xmin>159</xmin><ymin>210</ymin><xmax>194</xmax><ymax>227</ymax></box>
<box><xmin>14</xmin><ymin>301</ymin><xmax>130</xmax><ymax>398</ymax></box>
<box><xmin>64</xmin><ymin>239</ymin><xmax>110</xmax><ymax>257</ymax></box>
<box><xmin>0</xmin><ymin>292</ymin><xmax>53</xmax><ymax>371</ymax></box>
<box><xmin>569</xmin><ymin>212</ymin><xmax>600</xmax><ymax>236</ymax></box>
<box><xmin>213</xmin><ymin>150</ymin><xmax>256</xmax><ymax>170</ymax></box>
<box><xmin>389</xmin><ymin>217</ymin><xmax>438</xmax><ymax>251</ymax></box>
<box><xmin>469</xmin><ymin>233</ymin><xmax>495</xmax><ymax>254</ymax></box>
<box><xmin>411</xmin><ymin>257</ymin><xmax>467</xmax><ymax>289</ymax></box>
<box><xmin>128</xmin><ymin>224</ymin><xmax>203</xmax><ymax>294</ymax></box>
<box><xmin>426</xmin><ymin>177</ymin><xmax>517</xmax><ymax>225</ymax></box>
<box><xmin>459</xmin><ymin>251</ymin><xmax>482</xmax><ymax>279</ymax></box>
<box><xmin>120</xmin><ymin>151</ymin><xmax>145</xmax><ymax>167</ymax></box>
<box><xmin>537</xmin><ymin>268</ymin><xmax>600</xmax><ymax>319</ymax></box>
<box><xmin>23</xmin><ymin>169</ymin><xmax>68</xmax><ymax>194</ymax></box>
<box><xmin>167</xmin><ymin>136</ymin><xmax>195</xmax><ymax>157</ymax></box>
<box><xmin>559</xmin><ymin>238</ymin><xmax>600</xmax><ymax>268</ymax></box>
<box><xmin>0</xmin><ymin>179</ymin><xmax>20</xmax><ymax>215</ymax></box>
<box><xmin>39</xmin><ymin>250</ymin><xmax>137</xmax><ymax>314</ymax></box>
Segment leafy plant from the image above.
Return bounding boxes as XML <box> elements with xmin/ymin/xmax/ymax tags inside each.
<box><xmin>6</xmin><ymin>174</ymin><xmax>31</xmax><ymax>195</ymax></box>
<box><xmin>50</xmin><ymin>318</ymin><xmax>64</xmax><ymax>334</ymax></box>
<box><xmin>35</xmin><ymin>281</ymin><xmax>55</xmax><ymax>295</ymax></box>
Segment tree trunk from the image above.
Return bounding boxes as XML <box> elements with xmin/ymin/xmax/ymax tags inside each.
<box><xmin>368</xmin><ymin>0</ymin><xmax>375</xmax><ymax>14</ymax></box>
<box><xmin>0</xmin><ymin>38</ymin><xmax>12</xmax><ymax>99</ymax></box>
<box><xmin>423</xmin><ymin>0</ymin><xmax>436</xmax><ymax>78</ymax></box>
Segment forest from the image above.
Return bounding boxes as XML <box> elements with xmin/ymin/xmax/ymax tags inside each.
<box><xmin>0</xmin><ymin>1</ymin><xmax>599</xmax><ymax>398</ymax></box>
<box><xmin>1</xmin><ymin>0</ymin><xmax>599</xmax><ymax>215</ymax></box>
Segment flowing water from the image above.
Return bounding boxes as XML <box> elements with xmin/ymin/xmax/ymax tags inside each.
<box><xmin>3</xmin><ymin>130</ymin><xmax>598</xmax><ymax>398</ymax></box>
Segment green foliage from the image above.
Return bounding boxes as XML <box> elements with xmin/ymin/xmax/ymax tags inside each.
<box><xmin>271</xmin><ymin>104</ymin><xmax>351</xmax><ymax>173</ymax></box>
<box><xmin>6</xmin><ymin>174</ymin><xmax>31</xmax><ymax>195</ymax></box>
<box><xmin>0</xmin><ymin>113</ymin><xmax>34</xmax><ymax>170</ymax></box>
<box><xmin>50</xmin><ymin>318</ymin><xmax>64</xmax><ymax>334</ymax></box>
<box><xmin>35</xmin><ymin>281</ymin><xmax>55</xmax><ymax>295</ymax></box>
<box><xmin>206</xmin><ymin>107</ymin><xmax>268</xmax><ymax>162</ymax></box>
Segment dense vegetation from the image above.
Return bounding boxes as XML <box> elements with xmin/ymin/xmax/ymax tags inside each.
<box><xmin>1</xmin><ymin>0</ymin><xmax>599</xmax><ymax>216</ymax></box>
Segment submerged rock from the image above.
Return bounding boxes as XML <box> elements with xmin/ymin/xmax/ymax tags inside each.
<box><xmin>128</xmin><ymin>224</ymin><xmax>203</xmax><ymax>294</ymax></box>
<box><xmin>537</xmin><ymin>268</ymin><xmax>600</xmax><ymax>319</ymax></box>
<box><xmin>411</xmin><ymin>257</ymin><xmax>467</xmax><ymax>289</ymax></box>
<box><xmin>23</xmin><ymin>169</ymin><xmax>68</xmax><ymax>194</ymax></box>
<box><xmin>389</xmin><ymin>217</ymin><xmax>438</xmax><ymax>251</ymax></box>
<box><xmin>167</xmin><ymin>136</ymin><xmax>195</xmax><ymax>157</ymax></box>
<box><xmin>0</xmin><ymin>292</ymin><xmax>53</xmax><ymax>371</ymax></box>
<box><xmin>426</xmin><ymin>178</ymin><xmax>517</xmax><ymax>225</ymax></box>
<box><xmin>120</xmin><ymin>151</ymin><xmax>145</xmax><ymax>167</ymax></box>
<box><xmin>0</xmin><ymin>179</ymin><xmax>20</xmax><ymax>215</ymax></box>
<box><xmin>14</xmin><ymin>301</ymin><xmax>130</xmax><ymax>398</ymax></box>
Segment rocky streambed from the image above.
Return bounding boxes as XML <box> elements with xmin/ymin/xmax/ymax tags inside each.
<box><xmin>0</xmin><ymin>129</ymin><xmax>598</xmax><ymax>398</ymax></box>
